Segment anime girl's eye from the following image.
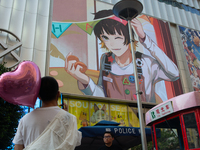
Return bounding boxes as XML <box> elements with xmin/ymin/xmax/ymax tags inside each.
<box><xmin>101</xmin><ymin>35</ymin><xmax>109</xmax><ymax>41</ymax></box>
<box><xmin>115</xmin><ymin>37</ymin><xmax>123</xmax><ymax>40</ymax></box>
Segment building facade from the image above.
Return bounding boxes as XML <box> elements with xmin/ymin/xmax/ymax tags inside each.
<box><xmin>0</xmin><ymin>0</ymin><xmax>199</xmax><ymax>128</ymax></box>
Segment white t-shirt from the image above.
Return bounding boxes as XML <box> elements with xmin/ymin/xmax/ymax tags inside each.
<box><xmin>13</xmin><ymin>106</ymin><xmax>62</xmax><ymax>147</ymax></box>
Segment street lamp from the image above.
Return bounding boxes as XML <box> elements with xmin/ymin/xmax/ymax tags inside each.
<box><xmin>113</xmin><ymin>0</ymin><xmax>148</xmax><ymax>149</ymax></box>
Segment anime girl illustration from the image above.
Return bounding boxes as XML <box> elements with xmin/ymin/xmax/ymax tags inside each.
<box><xmin>65</xmin><ymin>9</ymin><xmax>179</xmax><ymax>103</ymax></box>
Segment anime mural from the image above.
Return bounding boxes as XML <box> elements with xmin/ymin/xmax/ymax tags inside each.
<box><xmin>179</xmin><ymin>26</ymin><xmax>200</xmax><ymax>91</ymax></box>
<box><xmin>50</xmin><ymin>0</ymin><xmax>182</xmax><ymax>104</ymax></box>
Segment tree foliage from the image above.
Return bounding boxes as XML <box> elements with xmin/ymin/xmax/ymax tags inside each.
<box><xmin>131</xmin><ymin>129</ymin><xmax>180</xmax><ymax>150</ymax></box>
<box><xmin>156</xmin><ymin>129</ymin><xmax>179</xmax><ymax>150</ymax></box>
<box><xmin>0</xmin><ymin>63</ymin><xmax>23</xmax><ymax>150</ymax></box>
<box><xmin>131</xmin><ymin>141</ymin><xmax>153</xmax><ymax>150</ymax></box>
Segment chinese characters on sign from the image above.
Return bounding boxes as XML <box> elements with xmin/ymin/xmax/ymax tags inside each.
<box><xmin>150</xmin><ymin>101</ymin><xmax>174</xmax><ymax>121</ymax></box>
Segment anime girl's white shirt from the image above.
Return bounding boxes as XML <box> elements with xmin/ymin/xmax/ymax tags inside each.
<box><xmin>79</xmin><ymin>34</ymin><xmax>179</xmax><ymax>103</ymax></box>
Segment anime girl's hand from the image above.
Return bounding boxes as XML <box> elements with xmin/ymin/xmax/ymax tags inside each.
<box><xmin>131</xmin><ymin>18</ymin><xmax>145</xmax><ymax>42</ymax></box>
<box><xmin>65</xmin><ymin>52</ymin><xmax>89</xmax><ymax>85</ymax></box>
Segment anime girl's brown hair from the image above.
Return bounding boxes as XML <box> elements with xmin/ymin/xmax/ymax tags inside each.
<box><xmin>93</xmin><ymin>9</ymin><xmax>137</xmax><ymax>50</ymax></box>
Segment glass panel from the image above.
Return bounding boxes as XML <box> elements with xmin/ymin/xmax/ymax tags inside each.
<box><xmin>155</xmin><ymin>117</ymin><xmax>184</xmax><ymax>150</ymax></box>
<box><xmin>128</xmin><ymin>107</ymin><xmax>140</xmax><ymax>127</ymax></box>
<box><xmin>68</xmin><ymin>99</ymin><xmax>89</xmax><ymax>128</ymax></box>
<box><xmin>90</xmin><ymin>102</ymin><xmax>109</xmax><ymax>126</ymax></box>
<box><xmin>183</xmin><ymin>112</ymin><xmax>200</xmax><ymax>149</ymax></box>
<box><xmin>110</xmin><ymin>104</ymin><xmax>128</xmax><ymax>126</ymax></box>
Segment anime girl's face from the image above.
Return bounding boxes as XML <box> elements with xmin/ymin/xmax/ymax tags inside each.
<box><xmin>100</xmin><ymin>29</ymin><xmax>129</xmax><ymax>57</ymax></box>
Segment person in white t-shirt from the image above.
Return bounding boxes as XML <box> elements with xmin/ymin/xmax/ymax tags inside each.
<box><xmin>13</xmin><ymin>76</ymin><xmax>81</xmax><ymax>150</ymax></box>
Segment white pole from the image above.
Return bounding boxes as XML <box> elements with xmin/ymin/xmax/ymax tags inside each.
<box><xmin>128</xmin><ymin>20</ymin><xmax>148</xmax><ymax>150</ymax></box>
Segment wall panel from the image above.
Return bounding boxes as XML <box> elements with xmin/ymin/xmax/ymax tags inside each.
<box><xmin>100</xmin><ymin>0</ymin><xmax>200</xmax><ymax>31</ymax></box>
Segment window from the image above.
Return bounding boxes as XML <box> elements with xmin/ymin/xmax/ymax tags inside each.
<box><xmin>155</xmin><ymin>117</ymin><xmax>184</xmax><ymax>150</ymax></box>
<box><xmin>183</xmin><ymin>112</ymin><xmax>200</xmax><ymax>149</ymax></box>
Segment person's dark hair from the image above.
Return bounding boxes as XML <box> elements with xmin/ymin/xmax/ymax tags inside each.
<box><xmin>93</xmin><ymin>9</ymin><xmax>135</xmax><ymax>46</ymax></box>
<box><xmin>39</xmin><ymin>76</ymin><xmax>59</xmax><ymax>102</ymax></box>
<box><xmin>104</xmin><ymin>131</ymin><xmax>114</xmax><ymax>138</ymax></box>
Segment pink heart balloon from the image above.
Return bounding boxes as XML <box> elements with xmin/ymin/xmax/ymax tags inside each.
<box><xmin>0</xmin><ymin>61</ymin><xmax>41</xmax><ymax>108</ymax></box>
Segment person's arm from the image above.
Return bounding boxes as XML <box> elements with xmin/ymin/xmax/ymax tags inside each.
<box><xmin>131</xmin><ymin>18</ymin><xmax>179</xmax><ymax>81</ymax></box>
<box><xmin>65</xmin><ymin>52</ymin><xmax>90</xmax><ymax>86</ymax></box>
<box><xmin>142</xmin><ymin>35</ymin><xmax>179</xmax><ymax>81</ymax></box>
<box><xmin>78</xmin><ymin>53</ymin><xmax>106</xmax><ymax>97</ymax></box>
<box><xmin>13</xmin><ymin>119</ymin><xmax>24</xmax><ymax>150</ymax></box>
<box><xmin>14</xmin><ymin>144</ymin><xmax>24</xmax><ymax>150</ymax></box>
<box><xmin>79</xmin><ymin>78</ymin><xmax>105</xmax><ymax>97</ymax></box>
<box><xmin>59</xmin><ymin>102</ymin><xmax>68</xmax><ymax>111</ymax></box>
<box><xmin>65</xmin><ymin>52</ymin><xmax>105</xmax><ymax>97</ymax></box>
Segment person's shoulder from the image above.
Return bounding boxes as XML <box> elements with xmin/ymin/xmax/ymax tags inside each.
<box><xmin>111</xmin><ymin>144</ymin><xmax>123</xmax><ymax>150</ymax></box>
<box><xmin>36</xmin><ymin>106</ymin><xmax>62</xmax><ymax>111</ymax></box>
<box><xmin>25</xmin><ymin>106</ymin><xmax>61</xmax><ymax>116</ymax></box>
<box><xmin>101</xmin><ymin>52</ymin><xmax>113</xmax><ymax>60</ymax></box>
<box><xmin>22</xmin><ymin>109</ymin><xmax>37</xmax><ymax>118</ymax></box>
<box><xmin>67</xmin><ymin>111</ymin><xmax>78</xmax><ymax>120</ymax></box>
<box><xmin>18</xmin><ymin>109</ymin><xmax>37</xmax><ymax>123</ymax></box>
<box><xmin>100</xmin><ymin>52</ymin><xmax>107</xmax><ymax>61</ymax></box>
<box><xmin>58</xmin><ymin>109</ymin><xmax>76</xmax><ymax>118</ymax></box>
<box><xmin>98</xmin><ymin>145</ymin><xmax>106</xmax><ymax>150</ymax></box>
